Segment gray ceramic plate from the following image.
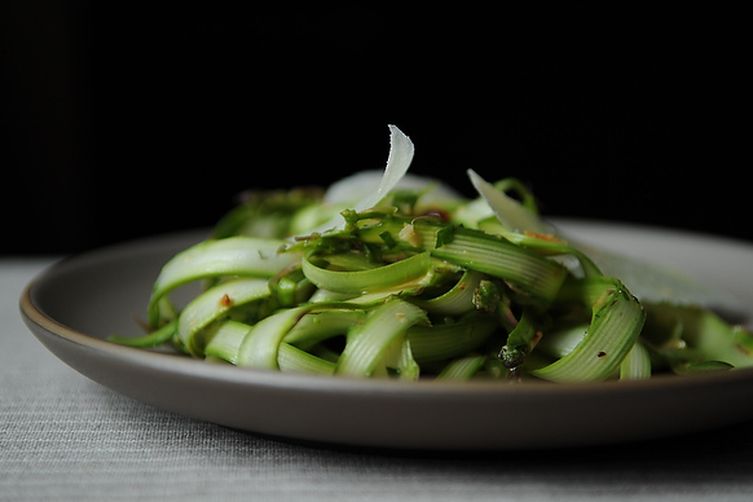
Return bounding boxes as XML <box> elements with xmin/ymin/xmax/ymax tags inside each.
<box><xmin>20</xmin><ymin>220</ymin><xmax>753</xmax><ymax>450</ymax></box>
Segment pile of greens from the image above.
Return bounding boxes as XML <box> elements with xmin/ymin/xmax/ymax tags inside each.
<box><xmin>111</xmin><ymin>126</ymin><xmax>753</xmax><ymax>382</ymax></box>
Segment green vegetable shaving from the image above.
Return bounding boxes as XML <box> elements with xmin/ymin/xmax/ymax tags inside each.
<box><xmin>110</xmin><ymin>125</ymin><xmax>753</xmax><ymax>382</ymax></box>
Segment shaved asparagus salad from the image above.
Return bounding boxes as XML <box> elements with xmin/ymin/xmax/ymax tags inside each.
<box><xmin>111</xmin><ymin>126</ymin><xmax>753</xmax><ymax>382</ymax></box>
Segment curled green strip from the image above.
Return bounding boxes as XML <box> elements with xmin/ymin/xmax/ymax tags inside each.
<box><xmin>177</xmin><ymin>278</ymin><xmax>270</xmax><ymax>356</ymax></box>
<box><xmin>438</xmin><ymin>355</ymin><xmax>487</xmax><ymax>380</ymax></box>
<box><xmin>148</xmin><ymin>237</ymin><xmax>298</xmax><ymax>326</ymax></box>
<box><xmin>414</xmin><ymin>223</ymin><xmax>567</xmax><ymax>304</ymax></box>
<box><xmin>418</xmin><ymin>271</ymin><xmax>483</xmax><ymax>315</ymax></box>
<box><xmin>302</xmin><ymin>252</ymin><xmax>432</xmax><ymax>295</ymax></box>
<box><xmin>237</xmin><ymin>306</ymin><xmax>311</xmax><ymax>369</ymax></box>
<box><xmin>619</xmin><ymin>342</ymin><xmax>651</xmax><ymax>380</ymax></box>
<box><xmin>204</xmin><ymin>320</ymin><xmax>252</xmax><ymax>364</ymax></box>
<box><xmin>533</xmin><ymin>277</ymin><xmax>645</xmax><ymax>382</ymax></box>
<box><xmin>108</xmin><ymin>319</ymin><xmax>178</xmax><ymax>348</ymax></box>
<box><xmin>407</xmin><ymin>315</ymin><xmax>498</xmax><ymax>364</ymax></box>
<box><xmin>283</xmin><ymin>309</ymin><xmax>366</xmax><ymax>348</ymax></box>
<box><xmin>277</xmin><ymin>343</ymin><xmax>337</xmax><ymax>375</ymax></box>
<box><xmin>337</xmin><ymin>299</ymin><xmax>427</xmax><ymax>377</ymax></box>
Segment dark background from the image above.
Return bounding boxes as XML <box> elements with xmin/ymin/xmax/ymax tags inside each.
<box><xmin>2</xmin><ymin>3</ymin><xmax>747</xmax><ymax>254</ymax></box>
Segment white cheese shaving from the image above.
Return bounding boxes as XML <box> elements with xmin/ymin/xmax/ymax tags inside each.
<box><xmin>309</xmin><ymin>125</ymin><xmax>415</xmax><ymax>234</ymax></box>
<box><xmin>466</xmin><ymin>169</ymin><xmax>553</xmax><ymax>234</ymax></box>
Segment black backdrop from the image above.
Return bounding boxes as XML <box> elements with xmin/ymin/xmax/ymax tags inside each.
<box><xmin>3</xmin><ymin>3</ymin><xmax>747</xmax><ymax>254</ymax></box>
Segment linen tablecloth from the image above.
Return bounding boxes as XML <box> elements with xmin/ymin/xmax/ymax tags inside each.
<box><xmin>2</xmin><ymin>259</ymin><xmax>753</xmax><ymax>501</ymax></box>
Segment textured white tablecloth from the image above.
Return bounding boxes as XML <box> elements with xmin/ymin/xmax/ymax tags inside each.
<box><xmin>2</xmin><ymin>259</ymin><xmax>753</xmax><ymax>501</ymax></box>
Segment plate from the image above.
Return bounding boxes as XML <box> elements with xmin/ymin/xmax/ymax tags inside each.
<box><xmin>20</xmin><ymin>220</ymin><xmax>753</xmax><ymax>450</ymax></box>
